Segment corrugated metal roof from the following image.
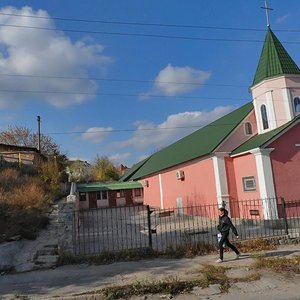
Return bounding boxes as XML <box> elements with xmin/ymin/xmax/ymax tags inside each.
<box><xmin>231</xmin><ymin>115</ymin><xmax>300</xmax><ymax>155</ymax></box>
<box><xmin>252</xmin><ymin>28</ymin><xmax>300</xmax><ymax>86</ymax></box>
<box><xmin>78</xmin><ymin>181</ymin><xmax>142</xmax><ymax>192</ymax></box>
<box><xmin>122</xmin><ymin>102</ymin><xmax>253</xmax><ymax>181</ymax></box>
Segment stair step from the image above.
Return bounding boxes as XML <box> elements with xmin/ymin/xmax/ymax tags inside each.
<box><xmin>34</xmin><ymin>255</ymin><xmax>59</xmax><ymax>265</ymax></box>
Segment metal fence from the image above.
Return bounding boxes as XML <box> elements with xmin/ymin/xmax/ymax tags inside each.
<box><xmin>73</xmin><ymin>198</ymin><xmax>300</xmax><ymax>256</ymax></box>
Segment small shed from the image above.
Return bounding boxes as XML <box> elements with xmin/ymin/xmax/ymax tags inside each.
<box><xmin>77</xmin><ymin>181</ymin><xmax>143</xmax><ymax>209</ymax></box>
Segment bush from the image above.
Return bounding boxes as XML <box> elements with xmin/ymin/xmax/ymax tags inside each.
<box><xmin>0</xmin><ymin>166</ymin><xmax>52</xmax><ymax>242</ymax></box>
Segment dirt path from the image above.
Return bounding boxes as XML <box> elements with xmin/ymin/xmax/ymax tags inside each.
<box><xmin>1</xmin><ymin>244</ymin><xmax>300</xmax><ymax>299</ymax></box>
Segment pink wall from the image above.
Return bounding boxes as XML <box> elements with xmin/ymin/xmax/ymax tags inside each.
<box><xmin>226</xmin><ymin>153</ymin><xmax>262</xmax><ymax>218</ymax></box>
<box><xmin>228</xmin><ymin>153</ymin><xmax>260</xmax><ymax>200</ymax></box>
<box><xmin>143</xmin><ymin>157</ymin><xmax>217</xmax><ymax>209</ymax></box>
<box><xmin>270</xmin><ymin>121</ymin><xmax>300</xmax><ymax>202</ymax></box>
<box><xmin>218</xmin><ymin>110</ymin><xmax>257</xmax><ymax>152</ymax></box>
<box><xmin>141</xmin><ymin>175</ymin><xmax>161</xmax><ymax>208</ymax></box>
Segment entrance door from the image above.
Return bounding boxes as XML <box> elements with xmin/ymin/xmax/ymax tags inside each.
<box><xmin>89</xmin><ymin>192</ymin><xmax>97</xmax><ymax>209</ymax></box>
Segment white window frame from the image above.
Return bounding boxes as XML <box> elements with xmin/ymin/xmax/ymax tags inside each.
<box><xmin>244</xmin><ymin>122</ymin><xmax>253</xmax><ymax>136</ymax></box>
<box><xmin>242</xmin><ymin>176</ymin><xmax>256</xmax><ymax>191</ymax></box>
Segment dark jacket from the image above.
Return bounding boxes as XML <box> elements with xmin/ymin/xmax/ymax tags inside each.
<box><xmin>217</xmin><ymin>214</ymin><xmax>238</xmax><ymax>236</ymax></box>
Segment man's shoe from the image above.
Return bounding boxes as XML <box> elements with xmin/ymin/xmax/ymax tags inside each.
<box><xmin>216</xmin><ymin>258</ymin><xmax>223</xmax><ymax>263</ymax></box>
<box><xmin>235</xmin><ymin>254</ymin><xmax>240</xmax><ymax>260</ymax></box>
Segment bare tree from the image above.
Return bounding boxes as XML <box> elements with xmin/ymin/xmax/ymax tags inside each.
<box><xmin>0</xmin><ymin>125</ymin><xmax>60</xmax><ymax>155</ymax></box>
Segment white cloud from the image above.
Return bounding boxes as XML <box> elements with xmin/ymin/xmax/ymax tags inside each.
<box><xmin>81</xmin><ymin>127</ymin><xmax>113</xmax><ymax>144</ymax></box>
<box><xmin>109</xmin><ymin>153</ymin><xmax>131</xmax><ymax>164</ymax></box>
<box><xmin>141</xmin><ymin>64</ymin><xmax>211</xmax><ymax>99</ymax></box>
<box><xmin>115</xmin><ymin>106</ymin><xmax>233</xmax><ymax>150</ymax></box>
<box><xmin>0</xmin><ymin>6</ymin><xmax>113</xmax><ymax>108</ymax></box>
<box><xmin>276</xmin><ymin>15</ymin><xmax>288</xmax><ymax>24</ymax></box>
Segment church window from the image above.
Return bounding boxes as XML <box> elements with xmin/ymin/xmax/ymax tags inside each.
<box><xmin>245</xmin><ymin>122</ymin><xmax>253</xmax><ymax>135</ymax></box>
<box><xmin>294</xmin><ymin>97</ymin><xmax>300</xmax><ymax>113</ymax></box>
<box><xmin>261</xmin><ymin>105</ymin><xmax>269</xmax><ymax>129</ymax></box>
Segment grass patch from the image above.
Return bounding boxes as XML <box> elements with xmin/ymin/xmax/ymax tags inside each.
<box><xmin>75</xmin><ymin>263</ymin><xmax>261</xmax><ymax>299</ymax></box>
<box><xmin>100</xmin><ymin>278</ymin><xmax>199</xmax><ymax>300</ymax></box>
<box><xmin>58</xmin><ymin>241</ymin><xmax>216</xmax><ymax>266</ymax></box>
<box><xmin>201</xmin><ymin>265</ymin><xmax>229</xmax><ymax>292</ymax></box>
<box><xmin>253</xmin><ymin>255</ymin><xmax>300</xmax><ymax>273</ymax></box>
<box><xmin>236</xmin><ymin>238</ymin><xmax>277</xmax><ymax>253</ymax></box>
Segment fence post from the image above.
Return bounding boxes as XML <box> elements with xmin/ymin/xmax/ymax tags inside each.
<box><xmin>58</xmin><ymin>201</ymin><xmax>76</xmax><ymax>255</ymax></box>
<box><xmin>281</xmin><ymin>197</ymin><xmax>289</xmax><ymax>235</ymax></box>
<box><xmin>146</xmin><ymin>205</ymin><xmax>153</xmax><ymax>249</ymax></box>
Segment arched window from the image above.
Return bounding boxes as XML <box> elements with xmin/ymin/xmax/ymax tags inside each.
<box><xmin>294</xmin><ymin>97</ymin><xmax>300</xmax><ymax>113</ymax></box>
<box><xmin>245</xmin><ymin>122</ymin><xmax>253</xmax><ymax>135</ymax></box>
<box><xmin>261</xmin><ymin>105</ymin><xmax>269</xmax><ymax>130</ymax></box>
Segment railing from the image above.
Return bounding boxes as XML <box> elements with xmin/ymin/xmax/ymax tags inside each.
<box><xmin>73</xmin><ymin>198</ymin><xmax>300</xmax><ymax>256</ymax></box>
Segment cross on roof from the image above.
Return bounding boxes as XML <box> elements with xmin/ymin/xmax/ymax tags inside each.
<box><xmin>261</xmin><ymin>0</ymin><xmax>273</xmax><ymax>28</ymax></box>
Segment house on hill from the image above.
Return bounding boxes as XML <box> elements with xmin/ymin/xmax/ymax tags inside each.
<box><xmin>0</xmin><ymin>143</ymin><xmax>42</xmax><ymax>165</ymax></box>
<box><xmin>120</xmin><ymin>28</ymin><xmax>300</xmax><ymax>220</ymax></box>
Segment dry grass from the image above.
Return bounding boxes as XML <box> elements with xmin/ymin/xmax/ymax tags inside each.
<box><xmin>253</xmin><ymin>255</ymin><xmax>300</xmax><ymax>273</ymax></box>
<box><xmin>0</xmin><ymin>167</ymin><xmax>51</xmax><ymax>242</ymax></box>
<box><xmin>237</xmin><ymin>238</ymin><xmax>277</xmax><ymax>253</ymax></box>
<box><xmin>75</xmin><ymin>264</ymin><xmax>261</xmax><ymax>299</ymax></box>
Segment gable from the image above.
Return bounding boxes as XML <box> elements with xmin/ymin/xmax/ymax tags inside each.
<box><xmin>231</xmin><ymin>114</ymin><xmax>300</xmax><ymax>156</ymax></box>
<box><xmin>122</xmin><ymin>102</ymin><xmax>253</xmax><ymax>181</ymax></box>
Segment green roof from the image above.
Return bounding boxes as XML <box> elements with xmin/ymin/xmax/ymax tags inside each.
<box><xmin>252</xmin><ymin>28</ymin><xmax>300</xmax><ymax>86</ymax></box>
<box><xmin>119</xmin><ymin>157</ymin><xmax>151</xmax><ymax>182</ymax></box>
<box><xmin>231</xmin><ymin>115</ymin><xmax>300</xmax><ymax>155</ymax></box>
<box><xmin>122</xmin><ymin>102</ymin><xmax>253</xmax><ymax>181</ymax></box>
<box><xmin>78</xmin><ymin>181</ymin><xmax>142</xmax><ymax>192</ymax></box>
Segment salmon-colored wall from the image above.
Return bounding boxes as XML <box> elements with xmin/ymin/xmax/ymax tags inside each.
<box><xmin>143</xmin><ymin>157</ymin><xmax>217</xmax><ymax>209</ymax></box>
<box><xmin>226</xmin><ymin>153</ymin><xmax>262</xmax><ymax>218</ymax></box>
<box><xmin>228</xmin><ymin>153</ymin><xmax>260</xmax><ymax>200</ymax></box>
<box><xmin>270</xmin><ymin>121</ymin><xmax>300</xmax><ymax>202</ymax></box>
<box><xmin>218</xmin><ymin>110</ymin><xmax>257</xmax><ymax>152</ymax></box>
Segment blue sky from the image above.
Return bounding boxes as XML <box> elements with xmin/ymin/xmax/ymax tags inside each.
<box><xmin>0</xmin><ymin>1</ymin><xmax>299</xmax><ymax>167</ymax></box>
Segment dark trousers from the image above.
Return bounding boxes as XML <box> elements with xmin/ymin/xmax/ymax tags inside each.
<box><xmin>218</xmin><ymin>231</ymin><xmax>239</xmax><ymax>260</ymax></box>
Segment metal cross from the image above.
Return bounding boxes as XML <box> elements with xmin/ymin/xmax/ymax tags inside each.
<box><xmin>261</xmin><ymin>0</ymin><xmax>273</xmax><ymax>28</ymax></box>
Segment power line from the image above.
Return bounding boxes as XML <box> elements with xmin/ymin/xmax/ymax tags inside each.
<box><xmin>1</xmin><ymin>11</ymin><xmax>299</xmax><ymax>33</ymax></box>
<box><xmin>2</xmin><ymin>23</ymin><xmax>300</xmax><ymax>44</ymax></box>
<box><xmin>0</xmin><ymin>23</ymin><xmax>268</xmax><ymax>43</ymax></box>
<box><xmin>45</xmin><ymin>118</ymin><xmax>295</xmax><ymax>135</ymax></box>
<box><xmin>0</xmin><ymin>12</ymin><xmax>269</xmax><ymax>31</ymax></box>
<box><xmin>0</xmin><ymin>88</ymin><xmax>249</xmax><ymax>101</ymax></box>
<box><xmin>0</xmin><ymin>72</ymin><xmax>248</xmax><ymax>88</ymax></box>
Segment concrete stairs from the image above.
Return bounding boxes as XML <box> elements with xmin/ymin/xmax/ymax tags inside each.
<box><xmin>33</xmin><ymin>244</ymin><xmax>59</xmax><ymax>269</ymax></box>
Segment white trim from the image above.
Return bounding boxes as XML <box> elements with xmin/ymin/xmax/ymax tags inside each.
<box><xmin>266</xmin><ymin>91</ymin><xmax>277</xmax><ymax>130</ymax></box>
<box><xmin>296</xmin><ymin>144</ymin><xmax>300</xmax><ymax>147</ymax></box>
<box><xmin>158</xmin><ymin>174</ymin><xmax>164</xmax><ymax>209</ymax></box>
<box><xmin>212</xmin><ymin>153</ymin><xmax>230</xmax><ymax>210</ymax></box>
<box><xmin>251</xmin><ymin>148</ymin><xmax>278</xmax><ymax>219</ymax></box>
<box><xmin>253</xmin><ymin>100</ymin><xmax>263</xmax><ymax>134</ymax></box>
<box><xmin>282</xmin><ymin>88</ymin><xmax>294</xmax><ymax>121</ymax></box>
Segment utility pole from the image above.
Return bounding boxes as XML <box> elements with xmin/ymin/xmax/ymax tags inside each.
<box><xmin>37</xmin><ymin>115</ymin><xmax>41</xmax><ymax>152</ymax></box>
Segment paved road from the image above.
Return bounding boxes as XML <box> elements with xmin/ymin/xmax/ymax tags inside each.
<box><xmin>1</xmin><ymin>244</ymin><xmax>300</xmax><ymax>299</ymax></box>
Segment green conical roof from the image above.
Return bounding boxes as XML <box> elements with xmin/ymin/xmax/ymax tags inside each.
<box><xmin>252</xmin><ymin>28</ymin><xmax>300</xmax><ymax>86</ymax></box>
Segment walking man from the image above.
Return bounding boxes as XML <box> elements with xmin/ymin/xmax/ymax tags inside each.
<box><xmin>217</xmin><ymin>207</ymin><xmax>240</xmax><ymax>263</ymax></box>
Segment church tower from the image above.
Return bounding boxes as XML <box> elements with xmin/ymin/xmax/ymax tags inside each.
<box><xmin>250</xmin><ymin>28</ymin><xmax>300</xmax><ymax>134</ymax></box>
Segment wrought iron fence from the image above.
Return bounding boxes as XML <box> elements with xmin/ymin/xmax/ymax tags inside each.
<box><xmin>73</xmin><ymin>198</ymin><xmax>300</xmax><ymax>256</ymax></box>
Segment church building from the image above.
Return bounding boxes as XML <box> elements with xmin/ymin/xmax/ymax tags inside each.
<box><xmin>120</xmin><ymin>27</ymin><xmax>300</xmax><ymax>220</ymax></box>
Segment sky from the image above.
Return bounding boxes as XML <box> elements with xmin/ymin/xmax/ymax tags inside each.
<box><xmin>0</xmin><ymin>1</ymin><xmax>300</xmax><ymax>167</ymax></box>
